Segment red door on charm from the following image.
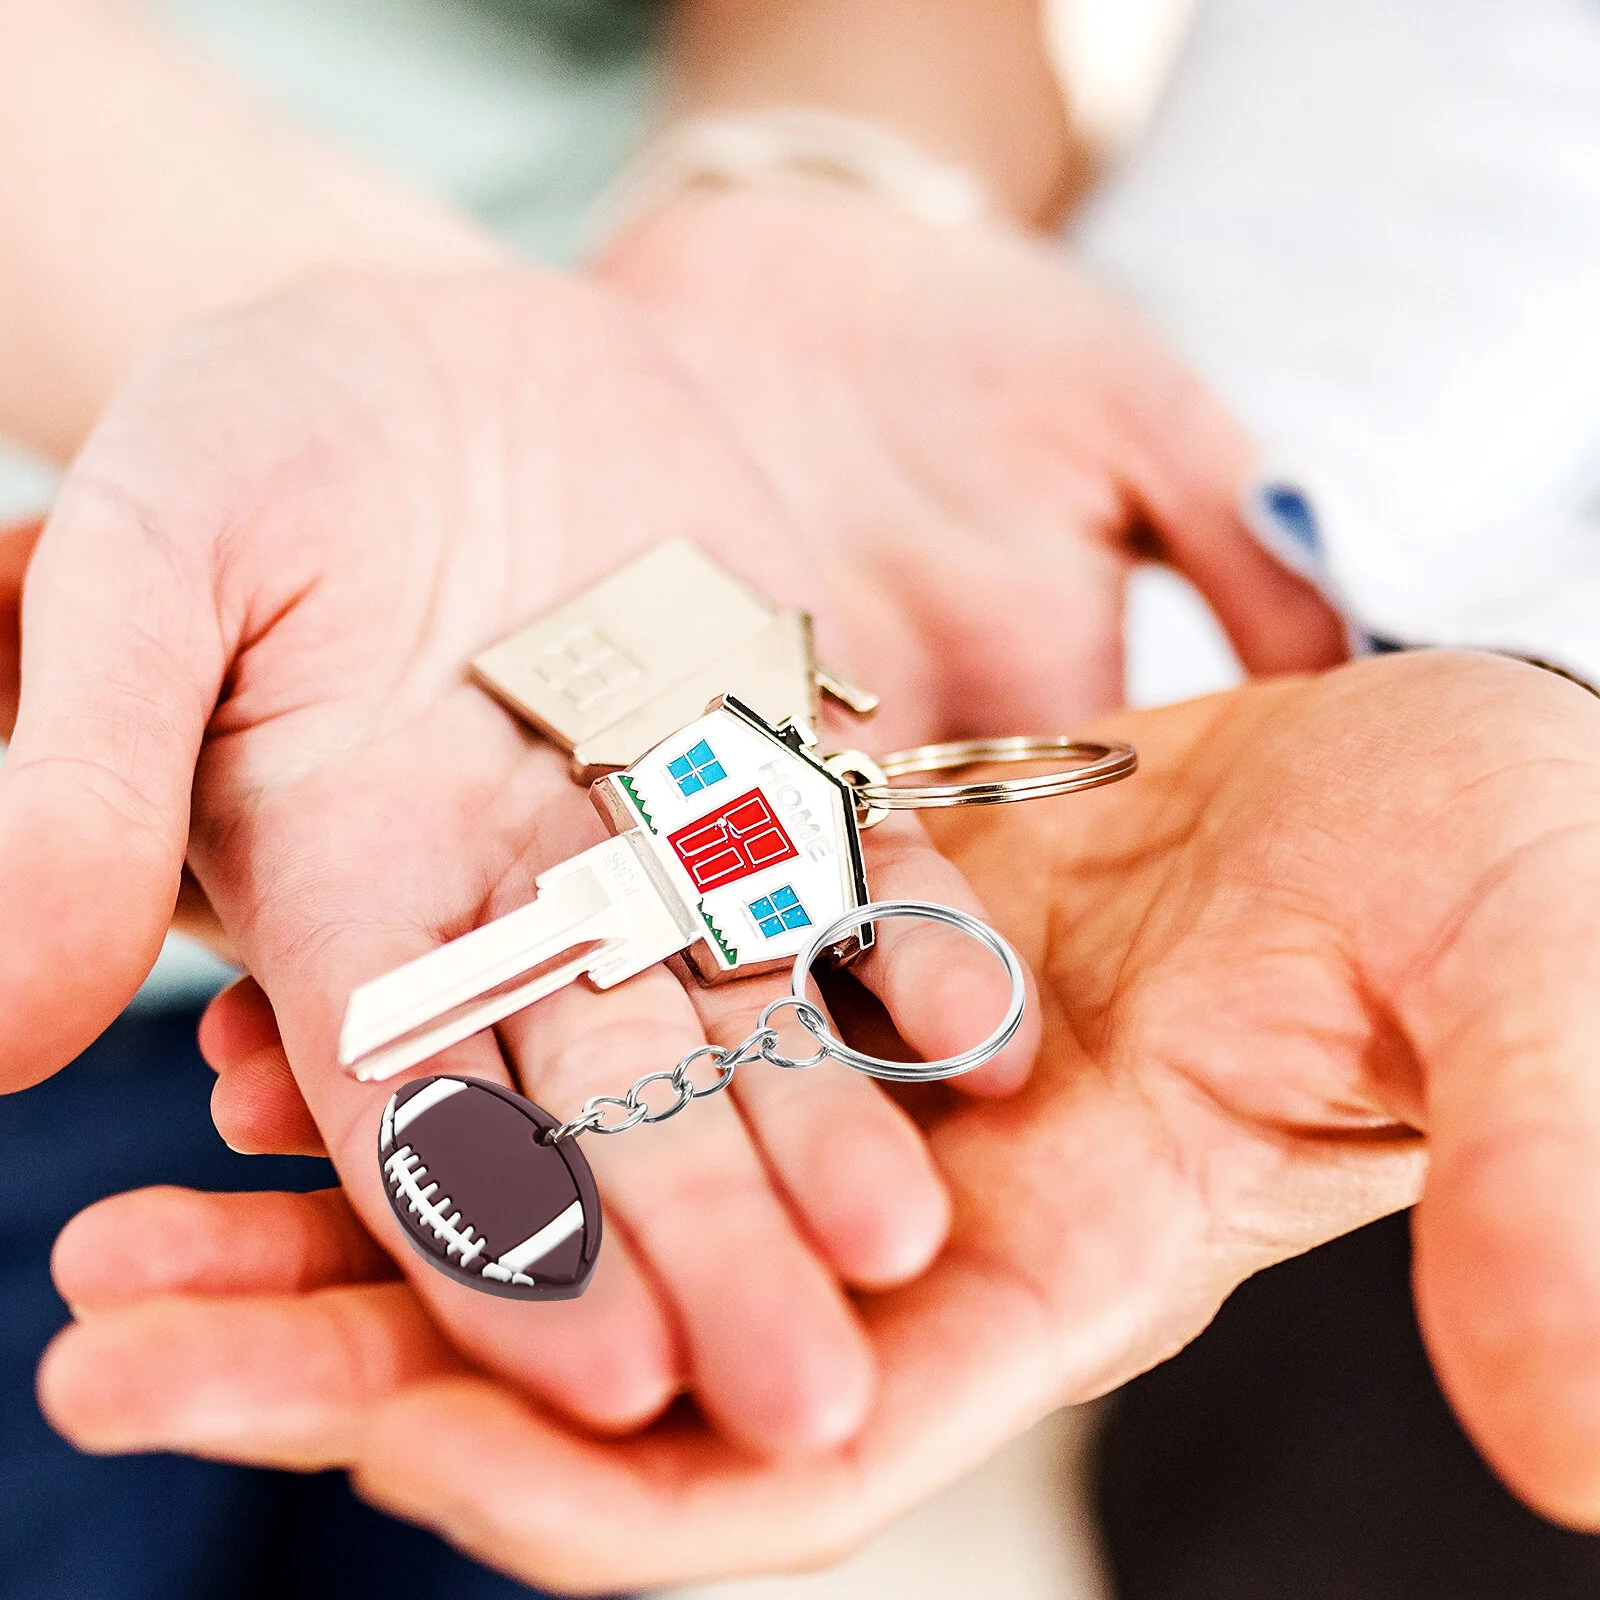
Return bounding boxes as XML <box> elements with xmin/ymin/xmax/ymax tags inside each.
<box><xmin>668</xmin><ymin>789</ymin><xmax>799</xmax><ymax>893</ymax></box>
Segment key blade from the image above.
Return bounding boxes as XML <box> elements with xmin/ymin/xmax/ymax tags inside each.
<box><xmin>340</xmin><ymin>865</ymin><xmax>624</xmax><ymax>1081</ymax></box>
<box><xmin>339</xmin><ymin>835</ymin><xmax>699</xmax><ymax>1082</ymax></box>
<box><xmin>341</xmin><ymin>941</ymin><xmax>609</xmax><ymax>1083</ymax></box>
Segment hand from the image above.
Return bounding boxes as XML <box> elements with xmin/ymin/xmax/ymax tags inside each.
<box><xmin>42</xmin><ymin>652</ymin><xmax>1600</xmax><ymax>1590</ymax></box>
<box><xmin>597</xmin><ymin>181</ymin><xmax>1349</xmax><ymax>727</ymax></box>
<box><xmin>1</xmin><ymin>268</ymin><xmax>1042</xmax><ymax>1454</ymax></box>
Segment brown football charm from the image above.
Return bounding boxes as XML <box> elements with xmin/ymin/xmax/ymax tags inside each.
<box><xmin>379</xmin><ymin>1076</ymin><xmax>601</xmax><ymax>1301</ymax></box>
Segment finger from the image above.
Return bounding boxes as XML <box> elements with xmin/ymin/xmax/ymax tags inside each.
<box><xmin>213</xmin><ymin>742</ymin><xmax>691</xmax><ymax>1435</ymax></box>
<box><xmin>846</xmin><ymin>815</ymin><xmax>1042</xmax><ymax>1097</ymax></box>
<box><xmin>52</xmin><ymin>1186</ymin><xmax>395</xmax><ymax>1310</ymax></box>
<box><xmin>687</xmin><ymin>812</ymin><xmax>1031</xmax><ymax>1290</ymax></box>
<box><xmin>692</xmin><ymin>967</ymin><xmax>951</xmax><ymax>1291</ymax></box>
<box><xmin>352</xmin><ymin>1378</ymin><xmax>776</xmax><ymax>1593</ymax></box>
<box><xmin>1108</xmin><ymin>340</ymin><xmax>1349</xmax><ymax>675</ymax></box>
<box><xmin>253</xmin><ymin>908</ymin><xmax>685</xmax><ymax>1438</ymax></box>
<box><xmin>1149</xmin><ymin>491</ymin><xmax>1350</xmax><ymax>679</ymax></box>
<box><xmin>1400</xmin><ymin>798</ymin><xmax>1600</xmax><ymax>1529</ymax></box>
<box><xmin>735</xmin><ymin>1027</ymin><xmax>951</xmax><ymax>1289</ymax></box>
<box><xmin>200</xmin><ymin>977</ymin><xmax>326</xmax><ymax>1156</ymax></box>
<box><xmin>0</xmin><ymin>476</ymin><xmax>227</xmax><ymax>1089</ymax></box>
<box><xmin>37</xmin><ymin>1282</ymin><xmax>458</xmax><ymax>1470</ymax></box>
<box><xmin>497</xmin><ymin>964</ymin><xmax>877</xmax><ymax>1456</ymax></box>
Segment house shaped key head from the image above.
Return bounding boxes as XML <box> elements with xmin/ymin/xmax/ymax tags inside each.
<box><xmin>470</xmin><ymin>540</ymin><xmax>876</xmax><ymax>780</ymax></box>
<box><xmin>591</xmin><ymin>695</ymin><xmax>871</xmax><ymax>984</ymax></box>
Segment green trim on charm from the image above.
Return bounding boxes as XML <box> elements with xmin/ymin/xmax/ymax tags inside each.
<box><xmin>618</xmin><ymin>773</ymin><xmax>658</xmax><ymax>833</ymax></box>
<box><xmin>698</xmin><ymin>903</ymin><xmax>738</xmax><ymax>966</ymax></box>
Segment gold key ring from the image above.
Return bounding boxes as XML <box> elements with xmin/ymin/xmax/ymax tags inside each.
<box><xmin>845</xmin><ymin>736</ymin><xmax>1137</xmax><ymax>813</ymax></box>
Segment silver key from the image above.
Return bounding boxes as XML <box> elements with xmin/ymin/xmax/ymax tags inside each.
<box><xmin>340</xmin><ymin>695</ymin><xmax>873</xmax><ymax>1082</ymax></box>
<box><xmin>340</xmin><ymin>834</ymin><xmax>693</xmax><ymax>1081</ymax></box>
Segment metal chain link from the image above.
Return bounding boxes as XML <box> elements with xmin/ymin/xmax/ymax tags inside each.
<box><xmin>543</xmin><ymin>996</ymin><xmax>833</xmax><ymax>1144</ymax></box>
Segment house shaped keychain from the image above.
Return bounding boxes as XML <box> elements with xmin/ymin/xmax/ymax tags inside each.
<box><xmin>351</xmin><ymin>544</ymin><xmax>1133</xmax><ymax>1302</ymax></box>
<box><xmin>470</xmin><ymin>539</ymin><xmax>877</xmax><ymax>780</ymax></box>
<box><xmin>339</xmin><ymin>693</ymin><xmax>874</xmax><ymax>1085</ymax></box>
<box><xmin>589</xmin><ymin>693</ymin><xmax>873</xmax><ymax>984</ymax></box>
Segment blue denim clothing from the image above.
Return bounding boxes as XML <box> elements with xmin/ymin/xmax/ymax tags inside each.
<box><xmin>0</xmin><ymin>1006</ymin><xmax>571</xmax><ymax>1600</ymax></box>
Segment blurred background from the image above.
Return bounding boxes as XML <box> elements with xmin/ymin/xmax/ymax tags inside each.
<box><xmin>7</xmin><ymin>2</ymin><xmax>1600</xmax><ymax>1598</ymax></box>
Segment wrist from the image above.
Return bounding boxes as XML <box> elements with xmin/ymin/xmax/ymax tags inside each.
<box><xmin>590</xmin><ymin>107</ymin><xmax>997</xmax><ymax>255</ymax></box>
<box><xmin>0</xmin><ymin>0</ymin><xmax>507</xmax><ymax>461</ymax></box>
<box><xmin>14</xmin><ymin>153</ymin><xmax>506</xmax><ymax>463</ymax></box>
<box><xmin>663</xmin><ymin>0</ymin><xmax>1082</xmax><ymax>227</ymax></box>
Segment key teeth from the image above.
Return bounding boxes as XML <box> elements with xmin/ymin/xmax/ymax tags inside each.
<box><xmin>349</xmin><ymin>1035</ymin><xmax>435</xmax><ymax>1084</ymax></box>
<box><xmin>338</xmin><ymin>991</ymin><xmax>384</xmax><ymax>1072</ymax></box>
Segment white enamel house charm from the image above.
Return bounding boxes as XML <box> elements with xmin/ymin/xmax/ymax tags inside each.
<box><xmin>357</xmin><ymin>696</ymin><xmax>880</xmax><ymax>1305</ymax></box>
<box><xmin>589</xmin><ymin>694</ymin><xmax>872</xmax><ymax>984</ymax></box>
<box><xmin>339</xmin><ymin>695</ymin><xmax>874</xmax><ymax>1088</ymax></box>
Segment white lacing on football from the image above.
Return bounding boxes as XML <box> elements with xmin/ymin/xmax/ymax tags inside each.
<box><xmin>384</xmin><ymin>1146</ymin><xmax>487</xmax><ymax>1268</ymax></box>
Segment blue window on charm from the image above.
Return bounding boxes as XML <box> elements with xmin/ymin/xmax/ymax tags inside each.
<box><xmin>749</xmin><ymin>885</ymin><xmax>812</xmax><ymax>939</ymax></box>
<box><xmin>667</xmin><ymin>739</ymin><xmax>727</xmax><ymax>797</ymax></box>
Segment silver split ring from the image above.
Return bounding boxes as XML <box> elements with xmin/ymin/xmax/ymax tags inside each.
<box><xmin>853</xmin><ymin>736</ymin><xmax>1136</xmax><ymax>810</ymax></box>
<box><xmin>788</xmin><ymin>900</ymin><xmax>1027</xmax><ymax>1082</ymax></box>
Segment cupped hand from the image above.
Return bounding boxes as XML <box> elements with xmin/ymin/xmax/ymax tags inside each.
<box><xmin>597</xmin><ymin>182</ymin><xmax>1349</xmax><ymax>727</ymax></box>
<box><xmin>42</xmin><ymin>651</ymin><xmax>1600</xmax><ymax>1591</ymax></box>
<box><xmin>1</xmin><ymin>268</ymin><xmax>1043</xmax><ymax>1454</ymax></box>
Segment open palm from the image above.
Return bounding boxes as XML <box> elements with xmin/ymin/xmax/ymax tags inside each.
<box><xmin>3</xmin><ymin>268</ymin><xmax>1055</xmax><ymax>1456</ymax></box>
<box><xmin>44</xmin><ymin>651</ymin><xmax>1600</xmax><ymax>1590</ymax></box>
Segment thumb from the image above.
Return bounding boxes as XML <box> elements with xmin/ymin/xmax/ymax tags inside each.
<box><xmin>1109</xmin><ymin>344</ymin><xmax>1351</xmax><ymax>676</ymax></box>
<box><xmin>1400</xmin><ymin>727</ymin><xmax>1600</xmax><ymax>1527</ymax></box>
<box><xmin>0</xmin><ymin>476</ymin><xmax>225</xmax><ymax>1089</ymax></box>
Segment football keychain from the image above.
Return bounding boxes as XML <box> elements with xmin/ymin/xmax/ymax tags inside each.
<box><xmin>342</xmin><ymin>545</ymin><xmax>1136</xmax><ymax>1301</ymax></box>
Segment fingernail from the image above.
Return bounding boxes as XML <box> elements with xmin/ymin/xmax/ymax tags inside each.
<box><xmin>1246</xmin><ymin>477</ymin><xmax>1374</xmax><ymax>656</ymax></box>
<box><xmin>1251</xmin><ymin>479</ymin><xmax>1323</xmax><ymax>558</ymax></box>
